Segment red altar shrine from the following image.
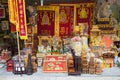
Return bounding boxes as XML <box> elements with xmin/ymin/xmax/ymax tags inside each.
<box><xmin>75</xmin><ymin>2</ymin><xmax>95</xmax><ymax>34</ymax></box>
<box><xmin>59</xmin><ymin>5</ymin><xmax>74</xmax><ymax>36</ymax></box>
<box><xmin>37</xmin><ymin>2</ymin><xmax>94</xmax><ymax>36</ymax></box>
<box><xmin>37</xmin><ymin>6</ymin><xmax>59</xmax><ymax>36</ymax></box>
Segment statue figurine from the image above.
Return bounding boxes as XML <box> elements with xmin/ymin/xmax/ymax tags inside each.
<box><xmin>97</xmin><ymin>1</ymin><xmax>112</xmax><ymax>18</ymax></box>
<box><xmin>41</xmin><ymin>11</ymin><xmax>50</xmax><ymax>25</ymax></box>
<box><xmin>69</xmin><ymin>48</ymin><xmax>81</xmax><ymax>75</ymax></box>
<box><xmin>81</xmin><ymin>35</ymin><xmax>88</xmax><ymax>51</ymax></box>
<box><xmin>79</xmin><ymin>7</ymin><xmax>88</xmax><ymax>18</ymax></box>
<box><xmin>70</xmin><ymin>33</ymin><xmax>82</xmax><ymax>56</ymax></box>
<box><xmin>26</xmin><ymin>54</ymin><xmax>33</xmax><ymax>75</ymax></box>
<box><xmin>60</xmin><ymin>9</ymin><xmax>68</xmax><ymax>23</ymax></box>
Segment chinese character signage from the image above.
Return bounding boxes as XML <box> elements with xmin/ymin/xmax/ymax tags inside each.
<box><xmin>8</xmin><ymin>0</ymin><xmax>28</xmax><ymax>39</ymax></box>
<box><xmin>16</xmin><ymin>0</ymin><xmax>28</xmax><ymax>39</ymax></box>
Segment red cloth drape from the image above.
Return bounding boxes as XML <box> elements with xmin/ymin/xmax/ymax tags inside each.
<box><xmin>37</xmin><ymin>10</ymin><xmax>55</xmax><ymax>36</ymax></box>
<box><xmin>10</xmin><ymin>23</ymin><xmax>16</xmax><ymax>33</ymax></box>
<box><xmin>59</xmin><ymin>6</ymin><xmax>74</xmax><ymax>36</ymax></box>
<box><xmin>76</xmin><ymin>3</ymin><xmax>94</xmax><ymax>34</ymax></box>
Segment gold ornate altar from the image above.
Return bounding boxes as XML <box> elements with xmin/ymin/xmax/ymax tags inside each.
<box><xmin>38</xmin><ymin>36</ymin><xmax>52</xmax><ymax>46</ymax></box>
<box><xmin>90</xmin><ymin>18</ymin><xmax>117</xmax><ymax>48</ymax></box>
<box><xmin>90</xmin><ymin>18</ymin><xmax>118</xmax><ymax>60</ymax></box>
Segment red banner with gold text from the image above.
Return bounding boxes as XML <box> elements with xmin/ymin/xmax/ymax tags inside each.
<box><xmin>16</xmin><ymin>0</ymin><xmax>28</xmax><ymax>39</ymax></box>
<box><xmin>59</xmin><ymin>5</ymin><xmax>74</xmax><ymax>36</ymax></box>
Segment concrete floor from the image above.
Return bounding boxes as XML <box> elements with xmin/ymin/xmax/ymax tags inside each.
<box><xmin>0</xmin><ymin>76</ymin><xmax>120</xmax><ymax>80</ymax></box>
<box><xmin>0</xmin><ymin>67</ymin><xmax>120</xmax><ymax>80</ymax></box>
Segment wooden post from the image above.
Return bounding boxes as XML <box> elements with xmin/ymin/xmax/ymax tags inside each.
<box><xmin>16</xmin><ymin>31</ymin><xmax>21</xmax><ymax>63</ymax></box>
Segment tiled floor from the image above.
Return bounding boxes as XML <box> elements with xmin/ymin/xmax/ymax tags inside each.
<box><xmin>0</xmin><ymin>67</ymin><xmax>120</xmax><ymax>80</ymax></box>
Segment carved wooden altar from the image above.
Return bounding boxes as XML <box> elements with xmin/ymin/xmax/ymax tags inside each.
<box><xmin>90</xmin><ymin>18</ymin><xmax>117</xmax><ymax>60</ymax></box>
<box><xmin>90</xmin><ymin>25</ymin><xmax>101</xmax><ymax>46</ymax></box>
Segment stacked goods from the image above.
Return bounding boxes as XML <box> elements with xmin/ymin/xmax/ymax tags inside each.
<box><xmin>36</xmin><ymin>53</ymin><xmax>45</xmax><ymax>67</ymax></box>
<box><xmin>102</xmin><ymin>53</ymin><xmax>114</xmax><ymax>59</ymax></box>
<box><xmin>95</xmin><ymin>61</ymin><xmax>103</xmax><ymax>74</ymax></box>
<box><xmin>81</xmin><ymin>56</ymin><xmax>89</xmax><ymax>74</ymax></box>
<box><xmin>67</xmin><ymin>49</ymin><xmax>81</xmax><ymax>75</ymax></box>
<box><xmin>103</xmin><ymin>58</ymin><xmax>114</xmax><ymax>68</ymax></box>
<box><xmin>6</xmin><ymin>60</ymin><xmax>13</xmax><ymax>72</ymax></box>
<box><xmin>103</xmin><ymin>53</ymin><xmax>114</xmax><ymax>68</ymax></box>
<box><xmin>67</xmin><ymin>54</ymin><xmax>75</xmax><ymax>73</ymax></box>
<box><xmin>31</xmin><ymin>56</ymin><xmax>37</xmax><ymax>72</ymax></box>
<box><xmin>89</xmin><ymin>57</ymin><xmax>96</xmax><ymax>74</ymax></box>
